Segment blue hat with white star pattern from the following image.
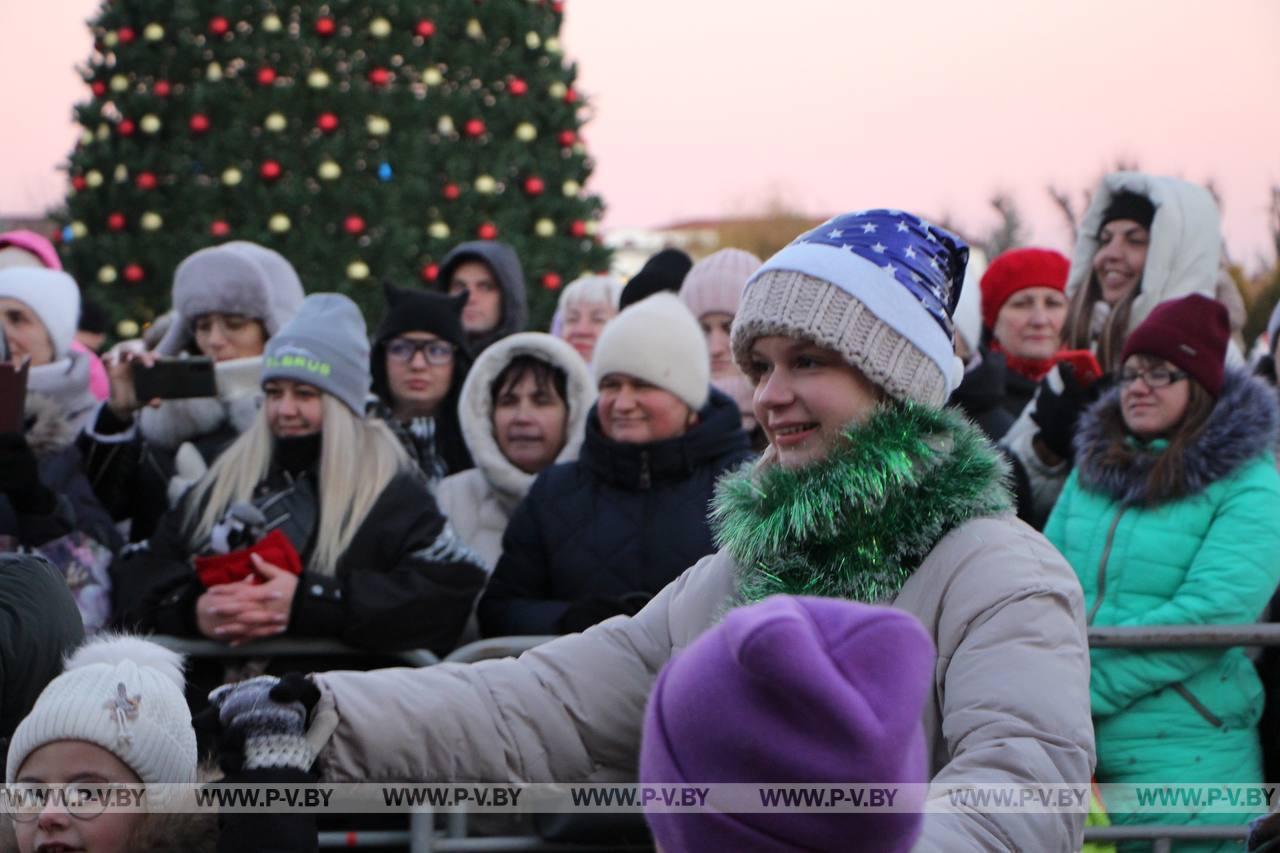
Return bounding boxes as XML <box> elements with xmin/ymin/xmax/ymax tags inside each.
<box><xmin>734</xmin><ymin>210</ymin><xmax>969</xmax><ymax>406</ymax></box>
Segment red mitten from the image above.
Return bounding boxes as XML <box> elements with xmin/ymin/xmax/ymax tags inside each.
<box><xmin>194</xmin><ymin>529</ymin><xmax>304</xmax><ymax>588</ymax></box>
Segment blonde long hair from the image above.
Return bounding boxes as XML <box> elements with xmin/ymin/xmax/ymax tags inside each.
<box><xmin>184</xmin><ymin>395</ymin><xmax>409</xmax><ymax>576</ymax></box>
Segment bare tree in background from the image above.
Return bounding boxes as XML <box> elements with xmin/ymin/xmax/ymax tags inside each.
<box><xmin>980</xmin><ymin>193</ymin><xmax>1028</xmax><ymax>259</ymax></box>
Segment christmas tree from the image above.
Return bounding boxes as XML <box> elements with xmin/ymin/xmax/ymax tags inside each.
<box><xmin>56</xmin><ymin>0</ymin><xmax>609</xmax><ymax>337</ymax></box>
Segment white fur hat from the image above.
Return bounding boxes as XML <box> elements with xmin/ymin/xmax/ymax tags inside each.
<box><xmin>6</xmin><ymin>635</ymin><xmax>197</xmax><ymax>784</ymax></box>
<box><xmin>0</xmin><ymin>267</ymin><xmax>81</xmax><ymax>360</ymax></box>
<box><xmin>592</xmin><ymin>293</ymin><xmax>710</xmax><ymax>411</ymax></box>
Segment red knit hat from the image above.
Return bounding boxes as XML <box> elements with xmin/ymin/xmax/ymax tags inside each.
<box><xmin>1120</xmin><ymin>294</ymin><xmax>1229</xmax><ymax>397</ymax></box>
<box><xmin>979</xmin><ymin>248</ymin><xmax>1069</xmax><ymax>331</ymax></box>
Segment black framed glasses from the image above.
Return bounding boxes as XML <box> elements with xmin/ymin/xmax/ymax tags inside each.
<box><xmin>1118</xmin><ymin>367</ymin><xmax>1187</xmax><ymax>389</ymax></box>
<box><xmin>4</xmin><ymin>784</ymin><xmax>112</xmax><ymax>822</ymax></box>
<box><xmin>385</xmin><ymin>338</ymin><xmax>455</xmax><ymax>366</ymax></box>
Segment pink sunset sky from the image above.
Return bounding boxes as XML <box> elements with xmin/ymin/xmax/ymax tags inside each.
<box><xmin>3</xmin><ymin>1</ymin><xmax>1278</xmax><ymax>264</ymax></box>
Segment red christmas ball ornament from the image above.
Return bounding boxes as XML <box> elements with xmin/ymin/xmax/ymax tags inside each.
<box><xmin>106</xmin><ymin>212</ymin><xmax>127</xmax><ymax>232</ymax></box>
<box><xmin>135</xmin><ymin>171</ymin><xmax>157</xmax><ymax>191</ymax></box>
<box><xmin>123</xmin><ymin>263</ymin><xmax>145</xmax><ymax>283</ymax></box>
<box><xmin>259</xmin><ymin>160</ymin><xmax>282</xmax><ymax>182</ymax></box>
<box><xmin>442</xmin><ymin>183</ymin><xmax>460</xmax><ymax>201</ymax></box>
<box><xmin>152</xmin><ymin>80</ymin><xmax>171</xmax><ymax>97</ymax></box>
<box><xmin>552</xmin><ymin>1</ymin><xmax>565</xmax><ymax>14</ymax></box>
<box><xmin>523</xmin><ymin>176</ymin><xmax>544</xmax><ymax>196</ymax></box>
<box><xmin>314</xmin><ymin>16</ymin><xmax>336</xmax><ymax>37</ymax></box>
<box><xmin>477</xmin><ymin>222</ymin><xmax>498</xmax><ymax>240</ymax></box>
<box><xmin>90</xmin><ymin>80</ymin><xmax>107</xmax><ymax>97</ymax></box>
<box><xmin>464</xmin><ymin>118</ymin><xmax>486</xmax><ymax>138</ymax></box>
<box><xmin>557</xmin><ymin>129</ymin><xmax>576</xmax><ymax>147</ymax></box>
<box><xmin>508</xmin><ymin>77</ymin><xmax>528</xmax><ymax>96</ymax></box>
<box><xmin>564</xmin><ymin>87</ymin><xmax>578</xmax><ymax>104</ymax></box>
<box><xmin>569</xmin><ymin>219</ymin><xmax>587</xmax><ymax>238</ymax></box>
<box><xmin>71</xmin><ymin>176</ymin><xmax>87</xmax><ymax>192</ymax></box>
<box><xmin>117</xmin><ymin>118</ymin><xmax>136</xmax><ymax>137</ymax></box>
<box><xmin>542</xmin><ymin>272</ymin><xmax>562</xmax><ymax>290</ymax></box>
<box><xmin>368</xmin><ymin>68</ymin><xmax>390</xmax><ymax>87</ymax></box>
<box><xmin>189</xmin><ymin>113</ymin><xmax>211</xmax><ymax>134</ymax></box>
<box><xmin>208</xmin><ymin>16</ymin><xmax>230</xmax><ymax>36</ymax></box>
<box><xmin>256</xmin><ymin>67</ymin><xmax>277</xmax><ymax>86</ymax></box>
<box><xmin>316</xmin><ymin>112</ymin><xmax>340</xmax><ymax>133</ymax></box>
<box><xmin>343</xmin><ymin>215</ymin><xmax>366</xmax><ymax>235</ymax></box>
<box><xmin>210</xmin><ymin>220</ymin><xmax>231</xmax><ymax>237</ymax></box>
<box><xmin>117</xmin><ymin>26</ymin><xmax>136</xmax><ymax>44</ymax></box>
<box><xmin>415</xmin><ymin>19</ymin><xmax>436</xmax><ymax>38</ymax></box>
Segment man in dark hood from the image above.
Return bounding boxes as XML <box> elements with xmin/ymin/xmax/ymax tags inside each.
<box><xmin>0</xmin><ymin>554</ymin><xmax>84</xmax><ymax>755</ymax></box>
<box><xmin>436</xmin><ymin>241</ymin><xmax>529</xmax><ymax>356</ymax></box>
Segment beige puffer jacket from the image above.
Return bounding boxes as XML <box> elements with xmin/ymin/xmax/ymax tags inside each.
<box><xmin>314</xmin><ymin>512</ymin><xmax>1095</xmax><ymax>852</ymax></box>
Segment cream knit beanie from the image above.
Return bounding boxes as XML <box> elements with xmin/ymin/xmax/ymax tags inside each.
<box><xmin>592</xmin><ymin>293</ymin><xmax>710</xmax><ymax>411</ymax></box>
<box><xmin>6</xmin><ymin>635</ymin><xmax>198</xmax><ymax>784</ymax></box>
<box><xmin>679</xmin><ymin>248</ymin><xmax>762</xmax><ymax>320</ymax></box>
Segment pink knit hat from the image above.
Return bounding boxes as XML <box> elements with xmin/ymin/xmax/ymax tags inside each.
<box><xmin>0</xmin><ymin>230</ymin><xmax>62</xmax><ymax>271</ymax></box>
<box><xmin>678</xmin><ymin>248</ymin><xmax>762</xmax><ymax>320</ymax></box>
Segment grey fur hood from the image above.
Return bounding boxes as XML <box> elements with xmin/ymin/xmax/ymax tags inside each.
<box><xmin>456</xmin><ymin>332</ymin><xmax>594</xmax><ymax>510</ymax></box>
<box><xmin>22</xmin><ymin>392</ymin><xmax>77</xmax><ymax>457</ymax></box>
<box><xmin>437</xmin><ymin>241</ymin><xmax>528</xmax><ymax>353</ymax></box>
<box><xmin>1075</xmin><ymin>368</ymin><xmax>1279</xmax><ymax>506</ymax></box>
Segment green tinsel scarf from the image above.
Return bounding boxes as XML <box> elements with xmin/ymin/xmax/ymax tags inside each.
<box><xmin>712</xmin><ymin>402</ymin><xmax>1012</xmax><ymax>605</ymax></box>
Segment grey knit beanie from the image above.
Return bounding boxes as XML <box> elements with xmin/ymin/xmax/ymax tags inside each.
<box><xmin>262</xmin><ymin>294</ymin><xmax>370</xmax><ymax>414</ymax></box>
<box><xmin>158</xmin><ymin>241</ymin><xmax>305</xmax><ymax>355</ymax></box>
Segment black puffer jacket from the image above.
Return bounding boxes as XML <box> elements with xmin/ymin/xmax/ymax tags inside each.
<box><xmin>111</xmin><ymin>465</ymin><xmax>488</xmax><ymax>655</ymax></box>
<box><xmin>478</xmin><ymin>389</ymin><xmax>753</xmax><ymax>636</ymax></box>
<box><xmin>949</xmin><ymin>347</ymin><xmax>1038</xmax><ymax>442</ymax></box>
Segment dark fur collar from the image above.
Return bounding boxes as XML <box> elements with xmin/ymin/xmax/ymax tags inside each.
<box><xmin>1075</xmin><ymin>368</ymin><xmax>1279</xmax><ymax>506</ymax></box>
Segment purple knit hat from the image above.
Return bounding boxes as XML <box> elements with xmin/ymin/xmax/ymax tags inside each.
<box><xmin>640</xmin><ymin>595</ymin><xmax>935</xmax><ymax>853</ymax></box>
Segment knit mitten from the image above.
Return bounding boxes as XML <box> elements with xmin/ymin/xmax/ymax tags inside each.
<box><xmin>208</xmin><ymin>674</ymin><xmax>314</xmax><ymax>772</ymax></box>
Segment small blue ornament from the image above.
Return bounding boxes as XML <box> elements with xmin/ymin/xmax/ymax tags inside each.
<box><xmin>62</xmin><ymin>225</ymin><xmax>75</xmax><ymax>242</ymax></box>
<box><xmin>377</xmin><ymin>162</ymin><xmax>393</xmax><ymax>182</ymax></box>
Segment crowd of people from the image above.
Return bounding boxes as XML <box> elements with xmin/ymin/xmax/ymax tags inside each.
<box><xmin>2</xmin><ymin>168</ymin><xmax>1280</xmax><ymax>852</ymax></box>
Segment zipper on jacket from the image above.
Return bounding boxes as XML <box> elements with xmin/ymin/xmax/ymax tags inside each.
<box><xmin>1086</xmin><ymin>507</ymin><xmax>1127</xmax><ymax>626</ymax></box>
<box><xmin>1171</xmin><ymin>683</ymin><xmax>1225</xmax><ymax>729</ymax></box>
<box><xmin>638</xmin><ymin>450</ymin><xmax>651</xmax><ymax>490</ymax></box>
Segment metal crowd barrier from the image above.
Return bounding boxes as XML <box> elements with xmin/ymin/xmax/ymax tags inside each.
<box><xmin>153</xmin><ymin>628</ymin><xmax>1280</xmax><ymax>851</ymax></box>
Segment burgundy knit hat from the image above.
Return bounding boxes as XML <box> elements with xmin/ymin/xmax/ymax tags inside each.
<box><xmin>1120</xmin><ymin>293</ymin><xmax>1229</xmax><ymax>396</ymax></box>
<box><xmin>640</xmin><ymin>595</ymin><xmax>935</xmax><ymax>853</ymax></box>
<box><xmin>979</xmin><ymin>247</ymin><xmax>1069</xmax><ymax>332</ymax></box>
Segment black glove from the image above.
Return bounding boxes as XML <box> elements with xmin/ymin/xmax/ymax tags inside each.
<box><xmin>1256</xmin><ymin>353</ymin><xmax>1277</xmax><ymax>386</ymax></box>
<box><xmin>0</xmin><ymin>432</ymin><xmax>55</xmax><ymax>514</ymax></box>
<box><xmin>198</xmin><ymin>673</ymin><xmax>320</xmax><ymax>775</ymax></box>
<box><xmin>1028</xmin><ymin>363</ymin><xmax>1100</xmax><ymax>464</ymax></box>
<box><xmin>557</xmin><ymin>593</ymin><xmax>652</xmax><ymax>634</ymax></box>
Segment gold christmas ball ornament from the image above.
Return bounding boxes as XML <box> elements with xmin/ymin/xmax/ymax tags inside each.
<box><xmin>116</xmin><ymin>319</ymin><xmax>140</xmax><ymax>338</ymax></box>
<box><xmin>110</xmin><ymin>74</ymin><xmax>129</xmax><ymax>93</ymax></box>
<box><xmin>144</xmin><ymin>23</ymin><xmax>165</xmax><ymax>41</ymax></box>
<box><xmin>427</xmin><ymin>221</ymin><xmax>450</xmax><ymax>239</ymax></box>
<box><xmin>221</xmin><ymin>167</ymin><xmax>243</xmax><ymax>186</ymax></box>
<box><xmin>79</xmin><ymin>129</ymin><xmax>94</xmax><ymax>146</ymax></box>
<box><xmin>548</xmin><ymin>81</ymin><xmax>568</xmax><ymax>99</ymax></box>
<box><xmin>113</xmin><ymin>164</ymin><xmax>129</xmax><ymax>183</ymax></box>
<box><xmin>139</xmin><ymin>212</ymin><xmax>162</xmax><ymax>231</ymax></box>
<box><xmin>535</xmin><ymin>218</ymin><xmax>556</xmax><ymax>238</ymax></box>
<box><xmin>103</xmin><ymin>31</ymin><xmax>119</xmax><ymax>48</ymax></box>
<box><xmin>96</xmin><ymin>124</ymin><xmax>111</xmax><ymax>141</ymax></box>
<box><xmin>562</xmin><ymin>179</ymin><xmax>581</xmax><ymax>196</ymax></box>
<box><xmin>140</xmin><ymin>114</ymin><xmax>161</xmax><ymax>134</ymax></box>
<box><xmin>369</xmin><ymin>17</ymin><xmax>392</xmax><ymax>38</ymax></box>
<box><xmin>545</xmin><ymin>37</ymin><xmax>562</xmax><ymax>54</ymax></box>
<box><xmin>466</xmin><ymin>18</ymin><xmax>484</xmax><ymax>39</ymax></box>
<box><xmin>70</xmin><ymin>221</ymin><xmax>88</xmax><ymax>239</ymax></box>
<box><xmin>317</xmin><ymin>161</ymin><xmax>342</xmax><ymax>181</ymax></box>
<box><xmin>515</xmin><ymin>122</ymin><xmax>537</xmax><ymax>141</ymax></box>
<box><xmin>422</xmin><ymin>67</ymin><xmax>444</xmax><ymax>87</ymax></box>
<box><xmin>308</xmin><ymin>70</ymin><xmax>331</xmax><ymax>89</ymax></box>
<box><xmin>474</xmin><ymin>174</ymin><xmax>497</xmax><ymax>194</ymax></box>
<box><xmin>585</xmin><ymin>220</ymin><xmax>600</xmax><ymax>236</ymax></box>
<box><xmin>85</xmin><ymin>170</ymin><xmax>104</xmax><ymax>188</ymax></box>
<box><xmin>366</xmin><ymin>115</ymin><xmax>391</xmax><ymax>136</ymax></box>
<box><xmin>261</xmin><ymin>13</ymin><xmax>283</xmax><ymax>33</ymax></box>
<box><xmin>264</xmin><ymin>112</ymin><xmax>287</xmax><ymax>132</ymax></box>
<box><xmin>268</xmin><ymin>213</ymin><xmax>291</xmax><ymax>233</ymax></box>
<box><xmin>436</xmin><ymin>115</ymin><xmax>455</xmax><ymax>135</ymax></box>
<box><xmin>206</xmin><ymin>62</ymin><xmax>224</xmax><ymax>82</ymax></box>
<box><xmin>98</xmin><ymin>265</ymin><xmax>118</xmax><ymax>284</ymax></box>
<box><xmin>525</xmin><ymin>31</ymin><xmax>541</xmax><ymax>49</ymax></box>
<box><xmin>347</xmin><ymin>260</ymin><xmax>370</xmax><ymax>280</ymax></box>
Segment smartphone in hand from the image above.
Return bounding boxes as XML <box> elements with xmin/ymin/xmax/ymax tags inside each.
<box><xmin>131</xmin><ymin>357</ymin><xmax>218</xmax><ymax>401</ymax></box>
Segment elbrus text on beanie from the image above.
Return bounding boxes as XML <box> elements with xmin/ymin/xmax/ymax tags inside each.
<box><xmin>732</xmin><ymin>210</ymin><xmax>969</xmax><ymax>408</ymax></box>
<box><xmin>262</xmin><ymin>293</ymin><xmax>371</xmax><ymax>414</ymax></box>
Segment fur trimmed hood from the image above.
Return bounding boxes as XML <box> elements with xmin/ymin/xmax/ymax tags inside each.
<box><xmin>456</xmin><ymin>332</ymin><xmax>595</xmax><ymax>509</ymax></box>
<box><xmin>1067</xmin><ymin>172</ymin><xmax>1221</xmax><ymax>339</ymax></box>
<box><xmin>1075</xmin><ymin>368</ymin><xmax>1279</xmax><ymax>506</ymax></box>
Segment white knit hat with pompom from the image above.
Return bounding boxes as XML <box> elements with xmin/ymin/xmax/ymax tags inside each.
<box><xmin>5</xmin><ymin>634</ymin><xmax>197</xmax><ymax>784</ymax></box>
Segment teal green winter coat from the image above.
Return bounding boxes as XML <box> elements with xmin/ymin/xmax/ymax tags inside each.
<box><xmin>1046</xmin><ymin>369</ymin><xmax>1280</xmax><ymax>849</ymax></box>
